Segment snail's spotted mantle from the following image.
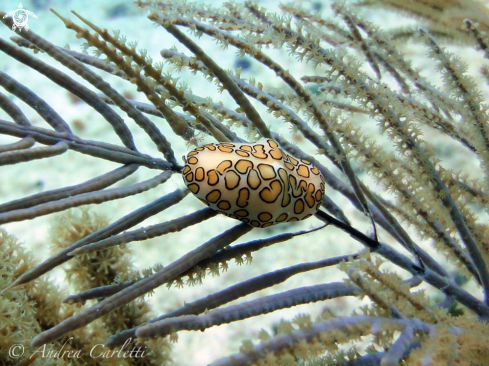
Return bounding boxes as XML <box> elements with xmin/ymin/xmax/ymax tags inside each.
<box><xmin>183</xmin><ymin>139</ymin><xmax>325</xmax><ymax>228</ymax></box>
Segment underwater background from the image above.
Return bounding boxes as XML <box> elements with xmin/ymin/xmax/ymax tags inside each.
<box><xmin>1</xmin><ymin>0</ymin><xmax>487</xmax><ymax>365</ymax></box>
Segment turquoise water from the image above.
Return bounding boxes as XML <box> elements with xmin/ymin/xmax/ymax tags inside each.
<box><xmin>0</xmin><ymin>1</ymin><xmax>352</xmax><ymax>364</ymax></box>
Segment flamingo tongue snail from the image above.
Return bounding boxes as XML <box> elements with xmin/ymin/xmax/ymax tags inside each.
<box><xmin>182</xmin><ymin>139</ymin><xmax>325</xmax><ymax>228</ymax></box>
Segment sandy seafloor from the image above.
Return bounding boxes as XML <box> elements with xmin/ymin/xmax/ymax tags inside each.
<box><xmin>0</xmin><ymin>0</ymin><xmax>486</xmax><ymax>365</ymax></box>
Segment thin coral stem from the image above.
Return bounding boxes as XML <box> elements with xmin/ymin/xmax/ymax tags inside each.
<box><xmin>0</xmin><ymin>37</ymin><xmax>142</xmax><ymax>154</ymax></box>
<box><xmin>466</xmin><ymin>19</ymin><xmax>489</xmax><ymax>59</ymax></box>
<box><xmin>160</xmin><ymin>48</ymin><xmax>336</xmax><ymax>155</ymax></box>
<box><xmin>158</xmin><ymin>19</ymin><xmax>273</xmax><ymax>140</ymax></box>
<box><xmin>136</xmin><ymin>282</ymin><xmax>359</xmax><ymax>339</ymax></box>
<box><xmin>1</xmin><ymin>13</ymin><xmax>139</xmax><ymax>150</ymax></box>
<box><xmin>184</xmin><ymin>225</ymin><xmax>328</xmax><ymax>276</ymax></box>
<box><xmin>0</xmin><ymin>136</ymin><xmax>35</xmax><ymax>153</ymax></box>
<box><xmin>0</xmin><ymin>119</ymin><xmax>171</xmax><ymax>170</ymax></box>
<box><xmin>55</xmin><ymin>10</ymin><xmax>181</xmax><ymax>166</ymax></box>
<box><xmin>96</xmin><ymin>94</ymin><xmax>212</xmax><ymax>137</ymax></box>
<box><xmin>276</xmin><ymin>134</ymin><xmax>450</xmax><ymax>279</ymax></box>
<box><xmin>66</xmin><ymin>10</ymin><xmax>222</xmax><ymax>144</ymax></box>
<box><xmin>0</xmin><ymin>90</ymin><xmax>31</xmax><ymax>126</ymax></box>
<box><xmin>264</xmin><ymin>5</ymin><xmax>489</xmax><ymax>302</ymax></box>
<box><xmin>380</xmin><ymin>194</ymin><xmax>482</xmax><ymax>285</ymax></box>
<box><xmin>376</xmin><ymin>242</ymin><xmax>489</xmax><ymax>318</ymax></box>
<box><xmin>165</xmin><ymin>7</ymin><xmax>379</xmax><ymax>242</ymax></box>
<box><xmin>0</xmin><ymin>140</ymin><xmax>68</xmax><ymax>166</ymax></box>
<box><xmin>69</xmin><ymin>208</ymin><xmax>218</xmax><ymax>255</ymax></box>
<box><xmin>233</xmin><ymin>77</ymin><xmax>334</xmax><ymax>157</ymax></box>
<box><xmin>380</xmin><ymin>326</ymin><xmax>414</xmax><ymax>366</ymax></box>
<box><xmin>348</xmin><ymin>267</ymin><xmax>405</xmax><ymax>319</ymax></box>
<box><xmin>0</xmin><ymin>171</ymin><xmax>172</xmax><ymax>225</ymax></box>
<box><xmin>315</xmin><ymin>210</ymin><xmax>489</xmax><ymax>318</ymax></box>
<box><xmin>0</xmin><ymin>71</ymin><xmax>72</xmax><ymax>134</ymax></box>
<box><xmin>208</xmin><ymin>316</ymin><xmax>433</xmax><ymax>366</ymax></box>
<box><xmin>0</xmin><ymin>188</ymin><xmax>189</xmax><ymax>292</ymax></box>
<box><xmin>62</xmin><ymin>281</ymin><xmax>133</xmax><ymax>304</ymax></box>
<box><xmin>339</xmin><ymin>9</ymin><xmax>381</xmax><ymax>80</ymax></box>
<box><xmin>107</xmin><ymin>252</ymin><xmax>359</xmax><ymax>347</ymax></box>
<box><xmin>0</xmin><ymin>164</ymin><xmax>138</xmax><ymax>214</ymax></box>
<box><xmin>30</xmin><ymin>223</ymin><xmax>253</xmax><ymax>347</ymax></box>
<box><xmin>321</xmin><ymin>195</ymin><xmax>351</xmax><ymax>225</ymax></box>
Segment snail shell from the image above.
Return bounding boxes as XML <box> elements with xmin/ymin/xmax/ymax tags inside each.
<box><xmin>183</xmin><ymin>139</ymin><xmax>325</xmax><ymax>228</ymax></box>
